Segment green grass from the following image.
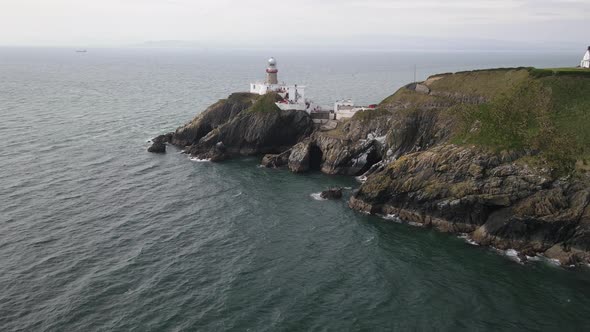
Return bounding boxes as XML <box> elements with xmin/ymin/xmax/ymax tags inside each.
<box><xmin>528</xmin><ymin>67</ymin><xmax>590</xmax><ymax>78</ymax></box>
<box><xmin>371</xmin><ymin>67</ymin><xmax>590</xmax><ymax>175</ymax></box>
<box><xmin>244</xmin><ymin>92</ymin><xmax>281</xmax><ymax>113</ymax></box>
<box><xmin>379</xmin><ymin>87</ymin><xmax>443</xmax><ymax>108</ymax></box>
<box><xmin>447</xmin><ymin>70</ymin><xmax>590</xmax><ymax>175</ymax></box>
<box><xmin>426</xmin><ymin>69</ymin><xmax>530</xmax><ymax>99</ymax></box>
<box><xmin>352</xmin><ymin>108</ymin><xmax>391</xmax><ymax>122</ymax></box>
<box><xmin>227</xmin><ymin>92</ymin><xmax>259</xmax><ymax>104</ymax></box>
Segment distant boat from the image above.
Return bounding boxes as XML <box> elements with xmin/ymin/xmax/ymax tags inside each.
<box><xmin>75</xmin><ymin>50</ymin><xmax>87</xmax><ymax>53</ymax></box>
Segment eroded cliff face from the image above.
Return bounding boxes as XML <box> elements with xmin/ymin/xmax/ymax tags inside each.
<box><xmin>347</xmin><ymin>69</ymin><xmax>590</xmax><ymax>266</ymax></box>
<box><xmin>171</xmin><ymin>92</ymin><xmax>258</xmax><ymax>147</ymax></box>
<box><xmin>153</xmin><ymin>92</ymin><xmax>314</xmax><ymax>161</ymax></box>
<box><xmin>349</xmin><ymin>144</ymin><xmax>590</xmax><ymax>265</ymax></box>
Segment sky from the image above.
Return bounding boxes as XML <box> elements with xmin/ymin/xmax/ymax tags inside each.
<box><xmin>0</xmin><ymin>0</ymin><xmax>588</xmax><ymax>49</ymax></box>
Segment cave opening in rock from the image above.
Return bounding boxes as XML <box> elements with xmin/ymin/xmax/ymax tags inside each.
<box><xmin>356</xmin><ymin>148</ymin><xmax>383</xmax><ymax>176</ymax></box>
<box><xmin>309</xmin><ymin>145</ymin><xmax>323</xmax><ymax>171</ymax></box>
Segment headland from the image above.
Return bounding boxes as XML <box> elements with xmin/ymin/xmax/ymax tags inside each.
<box><xmin>151</xmin><ymin>59</ymin><xmax>590</xmax><ymax>267</ymax></box>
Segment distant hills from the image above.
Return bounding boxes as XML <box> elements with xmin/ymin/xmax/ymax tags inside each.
<box><xmin>136</xmin><ymin>36</ymin><xmax>582</xmax><ymax>52</ymax></box>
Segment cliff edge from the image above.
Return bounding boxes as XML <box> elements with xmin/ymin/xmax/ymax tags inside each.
<box><xmin>152</xmin><ymin>68</ymin><xmax>590</xmax><ymax>266</ymax></box>
<box><xmin>347</xmin><ymin>68</ymin><xmax>590</xmax><ymax>266</ymax></box>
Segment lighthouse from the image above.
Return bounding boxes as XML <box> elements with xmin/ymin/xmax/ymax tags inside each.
<box><xmin>249</xmin><ymin>57</ymin><xmax>316</xmax><ymax>113</ymax></box>
<box><xmin>266</xmin><ymin>57</ymin><xmax>279</xmax><ymax>84</ymax></box>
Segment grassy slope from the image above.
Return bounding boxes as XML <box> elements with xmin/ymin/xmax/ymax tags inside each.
<box><xmin>244</xmin><ymin>92</ymin><xmax>281</xmax><ymax>113</ymax></box>
<box><xmin>380</xmin><ymin>68</ymin><xmax>590</xmax><ymax>175</ymax></box>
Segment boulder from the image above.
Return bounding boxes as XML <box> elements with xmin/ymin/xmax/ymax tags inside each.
<box><xmin>321</xmin><ymin>187</ymin><xmax>343</xmax><ymax>200</ymax></box>
<box><xmin>288</xmin><ymin>141</ymin><xmax>311</xmax><ymax>173</ymax></box>
<box><xmin>148</xmin><ymin>141</ymin><xmax>166</xmax><ymax>153</ymax></box>
<box><xmin>262</xmin><ymin>150</ymin><xmax>291</xmax><ymax>168</ymax></box>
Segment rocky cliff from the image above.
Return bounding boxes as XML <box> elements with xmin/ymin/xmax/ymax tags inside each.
<box><xmin>152</xmin><ymin>68</ymin><xmax>590</xmax><ymax>266</ymax></box>
<box><xmin>347</xmin><ymin>68</ymin><xmax>590</xmax><ymax>266</ymax></box>
<box><xmin>153</xmin><ymin>92</ymin><xmax>314</xmax><ymax>161</ymax></box>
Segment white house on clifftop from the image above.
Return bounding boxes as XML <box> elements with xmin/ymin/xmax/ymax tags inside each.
<box><xmin>582</xmin><ymin>46</ymin><xmax>590</xmax><ymax>69</ymax></box>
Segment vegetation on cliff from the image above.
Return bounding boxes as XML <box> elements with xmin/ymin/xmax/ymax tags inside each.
<box><xmin>245</xmin><ymin>92</ymin><xmax>282</xmax><ymax>114</ymax></box>
<box><xmin>446</xmin><ymin>69</ymin><xmax>590</xmax><ymax>175</ymax></box>
<box><xmin>349</xmin><ymin>67</ymin><xmax>590</xmax><ymax>266</ymax></box>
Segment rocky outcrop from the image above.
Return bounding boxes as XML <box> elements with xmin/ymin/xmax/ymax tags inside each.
<box><xmin>171</xmin><ymin>93</ymin><xmax>257</xmax><ymax>147</ymax></box>
<box><xmin>147</xmin><ymin>141</ymin><xmax>166</xmax><ymax>153</ymax></box>
<box><xmin>152</xmin><ymin>68</ymin><xmax>590</xmax><ymax>267</ymax></box>
<box><xmin>261</xmin><ymin>149</ymin><xmax>291</xmax><ymax>168</ymax></box>
<box><xmin>321</xmin><ymin>187</ymin><xmax>343</xmax><ymax>200</ymax></box>
<box><xmin>186</xmin><ymin>106</ymin><xmax>313</xmax><ymax>161</ymax></box>
<box><xmin>288</xmin><ymin>141</ymin><xmax>312</xmax><ymax>173</ymax></box>
<box><xmin>154</xmin><ymin>92</ymin><xmax>314</xmax><ymax>161</ymax></box>
<box><xmin>148</xmin><ymin>134</ymin><xmax>172</xmax><ymax>153</ymax></box>
<box><xmin>349</xmin><ymin>144</ymin><xmax>590</xmax><ymax>266</ymax></box>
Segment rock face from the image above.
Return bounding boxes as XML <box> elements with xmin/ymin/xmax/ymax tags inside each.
<box><xmin>346</xmin><ymin>69</ymin><xmax>590</xmax><ymax>266</ymax></box>
<box><xmin>155</xmin><ymin>92</ymin><xmax>314</xmax><ymax>161</ymax></box>
<box><xmin>170</xmin><ymin>93</ymin><xmax>257</xmax><ymax>147</ymax></box>
<box><xmin>186</xmin><ymin>106</ymin><xmax>313</xmax><ymax>161</ymax></box>
<box><xmin>148</xmin><ymin>134</ymin><xmax>171</xmax><ymax>153</ymax></box>
<box><xmin>349</xmin><ymin>144</ymin><xmax>590</xmax><ymax>265</ymax></box>
<box><xmin>147</xmin><ymin>141</ymin><xmax>166</xmax><ymax>153</ymax></box>
<box><xmin>261</xmin><ymin>150</ymin><xmax>291</xmax><ymax>168</ymax></box>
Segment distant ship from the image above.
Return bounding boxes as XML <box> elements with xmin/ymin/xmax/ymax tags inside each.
<box><xmin>75</xmin><ymin>50</ymin><xmax>87</xmax><ymax>53</ymax></box>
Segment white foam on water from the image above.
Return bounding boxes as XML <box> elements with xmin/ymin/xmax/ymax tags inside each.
<box><xmin>380</xmin><ymin>214</ymin><xmax>401</xmax><ymax>223</ymax></box>
<box><xmin>233</xmin><ymin>192</ymin><xmax>243</xmax><ymax>197</ymax></box>
<box><xmin>503</xmin><ymin>249</ymin><xmax>523</xmax><ymax>263</ymax></box>
<box><xmin>526</xmin><ymin>255</ymin><xmax>542</xmax><ymax>262</ymax></box>
<box><xmin>189</xmin><ymin>157</ymin><xmax>211</xmax><ymax>162</ymax></box>
<box><xmin>458</xmin><ymin>233</ymin><xmax>479</xmax><ymax>246</ymax></box>
<box><xmin>343</xmin><ymin>187</ymin><xmax>352</xmax><ymax>190</ymax></box>
<box><xmin>535</xmin><ymin>255</ymin><xmax>562</xmax><ymax>267</ymax></box>
<box><xmin>310</xmin><ymin>193</ymin><xmax>327</xmax><ymax>201</ymax></box>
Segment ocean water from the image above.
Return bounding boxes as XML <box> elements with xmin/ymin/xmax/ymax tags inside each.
<box><xmin>1</xmin><ymin>47</ymin><xmax>589</xmax><ymax>331</ymax></box>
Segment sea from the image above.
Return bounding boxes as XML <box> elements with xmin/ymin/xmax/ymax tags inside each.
<box><xmin>1</xmin><ymin>47</ymin><xmax>589</xmax><ymax>331</ymax></box>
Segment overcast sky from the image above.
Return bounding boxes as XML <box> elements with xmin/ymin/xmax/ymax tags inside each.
<box><xmin>1</xmin><ymin>0</ymin><xmax>588</xmax><ymax>49</ymax></box>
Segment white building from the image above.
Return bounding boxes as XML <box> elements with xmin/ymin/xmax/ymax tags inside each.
<box><xmin>250</xmin><ymin>57</ymin><xmax>317</xmax><ymax>112</ymax></box>
<box><xmin>582</xmin><ymin>46</ymin><xmax>590</xmax><ymax>69</ymax></box>
<box><xmin>333</xmin><ymin>99</ymin><xmax>371</xmax><ymax>120</ymax></box>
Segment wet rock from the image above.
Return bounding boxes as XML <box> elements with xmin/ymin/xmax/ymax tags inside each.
<box><xmin>321</xmin><ymin>187</ymin><xmax>343</xmax><ymax>200</ymax></box>
<box><xmin>288</xmin><ymin>141</ymin><xmax>311</xmax><ymax>173</ymax></box>
<box><xmin>161</xmin><ymin>93</ymin><xmax>314</xmax><ymax>161</ymax></box>
<box><xmin>262</xmin><ymin>150</ymin><xmax>291</xmax><ymax>168</ymax></box>
<box><xmin>349</xmin><ymin>144</ymin><xmax>590</xmax><ymax>265</ymax></box>
<box><xmin>148</xmin><ymin>141</ymin><xmax>166</xmax><ymax>153</ymax></box>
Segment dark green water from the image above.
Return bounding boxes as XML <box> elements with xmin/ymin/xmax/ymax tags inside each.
<box><xmin>1</xmin><ymin>48</ymin><xmax>589</xmax><ymax>331</ymax></box>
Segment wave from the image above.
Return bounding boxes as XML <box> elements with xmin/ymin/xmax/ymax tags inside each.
<box><xmin>310</xmin><ymin>192</ymin><xmax>326</xmax><ymax>201</ymax></box>
<box><xmin>458</xmin><ymin>233</ymin><xmax>479</xmax><ymax>246</ymax></box>
<box><xmin>379</xmin><ymin>213</ymin><xmax>423</xmax><ymax>227</ymax></box>
<box><xmin>189</xmin><ymin>157</ymin><xmax>211</xmax><ymax>162</ymax></box>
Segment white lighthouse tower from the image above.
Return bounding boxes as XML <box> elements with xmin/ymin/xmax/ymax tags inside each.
<box><xmin>266</xmin><ymin>57</ymin><xmax>279</xmax><ymax>84</ymax></box>
<box><xmin>581</xmin><ymin>46</ymin><xmax>590</xmax><ymax>69</ymax></box>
